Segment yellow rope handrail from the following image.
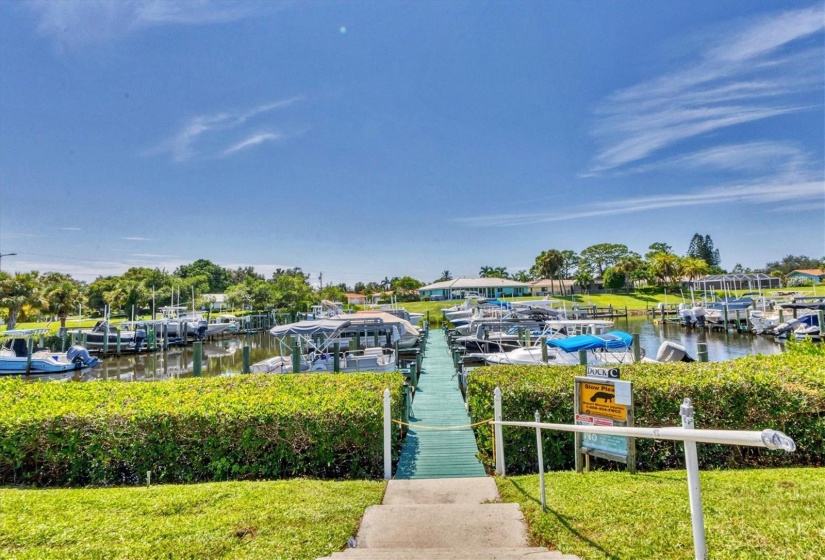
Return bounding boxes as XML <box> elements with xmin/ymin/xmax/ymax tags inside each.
<box><xmin>391</xmin><ymin>418</ymin><xmax>493</xmax><ymax>431</ymax></box>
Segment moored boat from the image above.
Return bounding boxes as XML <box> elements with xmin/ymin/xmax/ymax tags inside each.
<box><xmin>1</xmin><ymin>329</ymin><xmax>100</xmax><ymax>375</ymax></box>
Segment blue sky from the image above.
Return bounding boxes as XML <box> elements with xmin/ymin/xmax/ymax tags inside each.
<box><xmin>1</xmin><ymin>0</ymin><xmax>823</xmax><ymax>286</ymax></box>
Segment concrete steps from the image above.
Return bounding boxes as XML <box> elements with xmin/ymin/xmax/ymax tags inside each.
<box><xmin>317</xmin><ymin>478</ymin><xmax>579</xmax><ymax>560</ymax></box>
<box><xmin>327</xmin><ymin>548</ymin><xmax>579</xmax><ymax>559</ymax></box>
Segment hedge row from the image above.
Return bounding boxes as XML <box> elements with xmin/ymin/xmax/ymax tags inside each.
<box><xmin>467</xmin><ymin>354</ymin><xmax>825</xmax><ymax>474</ymax></box>
<box><xmin>0</xmin><ymin>373</ymin><xmax>404</xmax><ymax>486</ymax></box>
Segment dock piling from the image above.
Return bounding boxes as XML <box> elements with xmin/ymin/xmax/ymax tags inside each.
<box><xmin>242</xmin><ymin>346</ymin><xmax>250</xmax><ymax>373</ymax></box>
<box><xmin>193</xmin><ymin>341</ymin><xmax>202</xmax><ymax>377</ymax></box>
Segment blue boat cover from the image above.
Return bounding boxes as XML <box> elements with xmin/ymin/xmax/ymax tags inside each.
<box><xmin>485</xmin><ymin>299</ymin><xmax>511</xmax><ymax>309</ymax></box>
<box><xmin>546</xmin><ymin>331</ymin><xmax>634</xmax><ymax>352</ymax></box>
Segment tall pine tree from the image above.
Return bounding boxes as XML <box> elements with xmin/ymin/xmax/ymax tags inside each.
<box><xmin>687</xmin><ymin>233</ymin><xmax>721</xmax><ymax>268</ymax></box>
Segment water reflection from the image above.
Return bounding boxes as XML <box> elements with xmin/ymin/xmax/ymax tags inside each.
<box><xmin>618</xmin><ymin>315</ymin><xmax>783</xmax><ymax>362</ymax></box>
<box><xmin>18</xmin><ymin>320</ymin><xmax>784</xmax><ymax>383</ymax></box>
<box><xmin>20</xmin><ymin>332</ymin><xmax>282</xmax><ymax>383</ymax></box>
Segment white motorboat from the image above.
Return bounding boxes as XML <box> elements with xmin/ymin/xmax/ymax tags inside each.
<box><xmin>259</xmin><ymin>317</ymin><xmax>400</xmax><ymax>374</ymax></box>
<box><xmin>480</xmin><ymin>330</ymin><xmax>693</xmax><ymax>367</ymax></box>
<box><xmin>72</xmin><ymin>320</ymin><xmax>146</xmax><ymax>351</ymax></box>
<box><xmin>1</xmin><ymin>329</ymin><xmax>100</xmax><ymax>375</ymax></box>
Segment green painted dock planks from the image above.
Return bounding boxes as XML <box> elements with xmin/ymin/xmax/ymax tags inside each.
<box><xmin>395</xmin><ymin>334</ymin><xmax>486</xmax><ymax>479</ymax></box>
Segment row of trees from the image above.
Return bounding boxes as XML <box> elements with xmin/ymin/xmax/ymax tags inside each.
<box><xmin>0</xmin><ymin>260</ymin><xmax>426</xmax><ymax>330</ymax></box>
<box><xmin>2</xmin><ymin>244</ymin><xmax>821</xmax><ymax>328</ymax></box>
<box><xmin>471</xmin><ymin>234</ymin><xmax>823</xmax><ymax>294</ymax></box>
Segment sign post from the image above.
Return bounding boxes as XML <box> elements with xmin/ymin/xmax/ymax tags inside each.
<box><xmin>574</xmin><ymin>371</ymin><xmax>635</xmax><ymax>473</ymax></box>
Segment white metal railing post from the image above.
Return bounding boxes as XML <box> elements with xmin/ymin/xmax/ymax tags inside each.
<box><xmin>535</xmin><ymin>411</ymin><xmax>546</xmax><ymax>512</ymax></box>
<box><xmin>494</xmin><ymin>387</ymin><xmax>505</xmax><ymax>476</ymax></box>
<box><xmin>383</xmin><ymin>388</ymin><xmax>391</xmax><ymax>481</ymax></box>
<box><xmin>680</xmin><ymin>398</ymin><xmax>707</xmax><ymax>560</ymax></box>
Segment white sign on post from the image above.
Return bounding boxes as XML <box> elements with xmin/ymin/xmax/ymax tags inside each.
<box><xmin>614</xmin><ymin>380</ymin><xmax>632</xmax><ymax>406</ymax></box>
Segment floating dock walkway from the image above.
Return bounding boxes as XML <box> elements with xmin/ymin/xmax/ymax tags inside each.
<box><xmin>394</xmin><ymin>331</ymin><xmax>486</xmax><ymax>479</ymax></box>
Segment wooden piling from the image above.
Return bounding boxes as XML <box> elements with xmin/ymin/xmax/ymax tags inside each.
<box><xmin>697</xmin><ymin>342</ymin><xmax>709</xmax><ymax>362</ymax></box>
<box><xmin>25</xmin><ymin>338</ymin><xmax>34</xmax><ymax>374</ymax></box>
<box><xmin>242</xmin><ymin>346</ymin><xmax>250</xmax><ymax>373</ymax></box>
<box><xmin>292</xmin><ymin>338</ymin><xmax>301</xmax><ymax>373</ymax></box>
<box><xmin>193</xmin><ymin>341</ymin><xmax>202</xmax><ymax>377</ymax></box>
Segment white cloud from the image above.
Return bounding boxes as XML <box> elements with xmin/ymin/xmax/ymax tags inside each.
<box><xmin>455</xmin><ymin>176</ymin><xmax>824</xmax><ymax>227</ymax></box>
<box><xmin>147</xmin><ymin>97</ymin><xmax>301</xmax><ymax>162</ymax></box>
<box><xmin>28</xmin><ymin>0</ymin><xmax>266</xmax><ymax>48</ymax></box>
<box><xmin>588</xmin><ymin>6</ymin><xmax>825</xmax><ymax>173</ymax></box>
<box><xmin>627</xmin><ymin>141</ymin><xmax>810</xmax><ymax>175</ymax></box>
<box><xmin>120</xmin><ymin>236</ymin><xmax>154</xmax><ymax>241</ymax></box>
<box><xmin>222</xmin><ymin>132</ymin><xmax>281</xmax><ymax>157</ymax></box>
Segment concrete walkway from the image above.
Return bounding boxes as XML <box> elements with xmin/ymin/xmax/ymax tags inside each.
<box><xmin>319</xmin><ymin>478</ymin><xmax>579</xmax><ymax>559</ymax></box>
<box><xmin>317</xmin><ymin>331</ymin><xmax>579</xmax><ymax>559</ymax></box>
<box><xmin>394</xmin><ymin>332</ymin><xmax>486</xmax><ymax>479</ymax></box>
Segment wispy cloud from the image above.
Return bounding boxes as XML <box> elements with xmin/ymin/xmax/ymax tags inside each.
<box><xmin>222</xmin><ymin>132</ymin><xmax>282</xmax><ymax>157</ymax></box>
<box><xmin>120</xmin><ymin>236</ymin><xmax>154</xmax><ymax>241</ymax></box>
<box><xmin>130</xmin><ymin>253</ymin><xmax>177</xmax><ymax>258</ymax></box>
<box><xmin>28</xmin><ymin>0</ymin><xmax>270</xmax><ymax>48</ymax></box>
<box><xmin>58</xmin><ymin>227</ymin><xmax>82</xmax><ymax>231</ymax></box>
<box><xmin>587</xmin><ymin>6</ymin><xmax>824</xmax><ymax>173</ymax></box>
<box><xmin>455</xmin><ymin>175</ymin><xmax>824</xmax><ymax>228</ymax></box>
<box><xmin>627</xmin><ymin>141</ymin><xmax>811</xmax><ymax>175</ymax></box>
<box><xmin>147</xmin><ymin>97</ymin><xmax>301</xmax><ymax>162</ymax></box>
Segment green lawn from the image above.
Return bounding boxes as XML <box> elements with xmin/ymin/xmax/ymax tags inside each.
<box><xmin>499</xmin><ymin>468</ymin><xmax>825</xmax><ymax>560</ymax></box>
<box><xmin>0</xmin><ymin>479</ymin><xmax>385</xmax><ymax>559</ymax></box>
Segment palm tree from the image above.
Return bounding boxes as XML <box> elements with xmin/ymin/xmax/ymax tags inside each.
<box><xmin>479</xmin><ymin>266</ymin><xmax>494</xmax><ymax>278</ymax></box>
<box><xmin>437</xmin><ymin>270</ymin><xmax>453</xmax><ymax>282</ymax></box>
<box><xmin>512</xmin><ymin>270</ymin><xmax>532</xmax><ymax>283</ymax></box>
<box><xmin>0</xmin><ymin>271</ymin><xmax>41</xmax><ymax>330</ymax></box>
<box><xmin>614</xmin><ymin>255</ymin><xmax>643</xmax><ymax>294</ymax></box>
<box><xmin>648</xmin><ymin>252</ymin><xmax>681</xmax><ymax>286</ymax></box>
<box><xmin>535</xmin><ymin>250</ymin><xmax>565</xmax><ymax>295</ymax></box>
<box><xmin>43</xmin><ymin>277</ymin><xmax>86</xmax><ymax>329</ymax></box>
<box><xmin>679</xmin><ymin>257</ymin><xmax>710</xmax><ymax>283</ymax></box>
<box><xmin>573</xmin><ymin>270</ymin><xmax>593</xmax><ymax>293</ymax></box>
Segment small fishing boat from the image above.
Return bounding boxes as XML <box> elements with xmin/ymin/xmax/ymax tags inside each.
<box><xmin>0</xmin><ymin>329</ymin><xmax>100</xmax><ymax>375</ymax></box>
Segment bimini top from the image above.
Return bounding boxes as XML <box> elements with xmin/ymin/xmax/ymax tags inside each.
<box><xmin>269</xmin><ymin>320</ymin><xmax>351</xmax><ymax>338</ymax></box>
<box><xmin>546</xmin><ymin>331</ymin><xmax>634</xmax><ymax>352</ymax></box>
<box><xmin>1</xmin><ymin>328</ymin><xmax>51</xmax><ymax>338</ymax></box>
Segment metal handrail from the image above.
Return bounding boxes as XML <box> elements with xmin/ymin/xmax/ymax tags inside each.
<box><xmin>491</xmin><ymin>387</ymin><xmax>796</xmax><ymax>560</ymax></box>
<box><xmin>492</xmin><ymin>420</ymin><xmax>796</xmax><ymax>451</ymax></box>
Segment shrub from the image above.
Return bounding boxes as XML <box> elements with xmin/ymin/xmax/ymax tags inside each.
<box><xmin>467</xmin><ymin>354</ymin><xmax>825</xmax><ymax>474</ymax></box>
<box><xmin>0</xmin><ymin>373</ymin><xmax>404</xmax><ymax>486</ymax></box>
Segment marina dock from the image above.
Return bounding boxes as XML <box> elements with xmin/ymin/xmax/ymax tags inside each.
<box><xmin>395</xmin><ymin>331</ymin><xmax>486</xmax><ymax>479</ymax></box>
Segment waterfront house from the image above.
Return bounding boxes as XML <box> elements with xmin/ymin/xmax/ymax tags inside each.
<box><xmin>788</xmin><ymin>269</ymin><xmax>825</xmax><ymax>285</ymax></box>
<box><xmin>418</xmin><ymin>278</ymin><xmax>530</xmax><ymax>300</ymax></box>
<box><xmin>528</xmin><ymin>278</ymin><xmax>576</xmax><ymax>296</ymax></box>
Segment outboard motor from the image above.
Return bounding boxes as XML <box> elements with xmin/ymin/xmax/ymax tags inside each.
<box><xmin>196</xmin><ymin>320</ymin><xmax>208</xmax><ymax>340</ymax></box>
<box><xmin>656</xmin><ymin>341</ymin><xmax>695</xmax><ymax>363</ymax></box>
<box><xmin>134</xmin><ymin>329</ymin><xmax>146</xmax><ymax>350</ymax></box>
<box><xmin>679</xmin><ymin>304</ymin><xmax>693</xmax><ymax>327</ymax></box>
<box><xmin>692</xmin><ymin>307</ymin><xmax>706</xmax><ymax>328</ymax></box>
<box><xmin>66</xmin><ymin>345</ymin><xmax>101</xmax><ymax>368</ymax></box>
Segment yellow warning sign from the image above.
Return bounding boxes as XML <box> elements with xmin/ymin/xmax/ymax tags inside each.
<box><xmin>580</xmin><ymin>381</ymin><xmax>627</xmax><ymax>421</ymax></box>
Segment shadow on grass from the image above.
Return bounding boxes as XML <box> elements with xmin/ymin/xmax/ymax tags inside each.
<box><xmin>504</xmin><ymin>478</ymin><xmax>620</xmax><ymax>560</ymax></box>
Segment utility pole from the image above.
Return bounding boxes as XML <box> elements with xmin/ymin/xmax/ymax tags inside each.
<box><xmin>319</xmin><ymin>271</ymin><xmax>323</xmax><ymax>290</ymax></box>
<box><xmin>0</xmin><ymin>252</ymin><xmax>16</xmax><ymax>272</ymax></box>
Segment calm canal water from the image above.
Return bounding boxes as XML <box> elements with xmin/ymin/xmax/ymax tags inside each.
<box><xmin>22</xmin><ymin>316</ymin><xmax>784</xmax><ymax>383</ymax></box>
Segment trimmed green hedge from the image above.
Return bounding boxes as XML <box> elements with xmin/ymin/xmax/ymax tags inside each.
<box><xmin>0</xmin><ymin>373</ymin><xmax>404</xmax><ymax>486</ymax></box>
<box><xmin>467</xmin><ymin>354</ymin><xmax>825</xmax><ymax>474</ymax></box>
